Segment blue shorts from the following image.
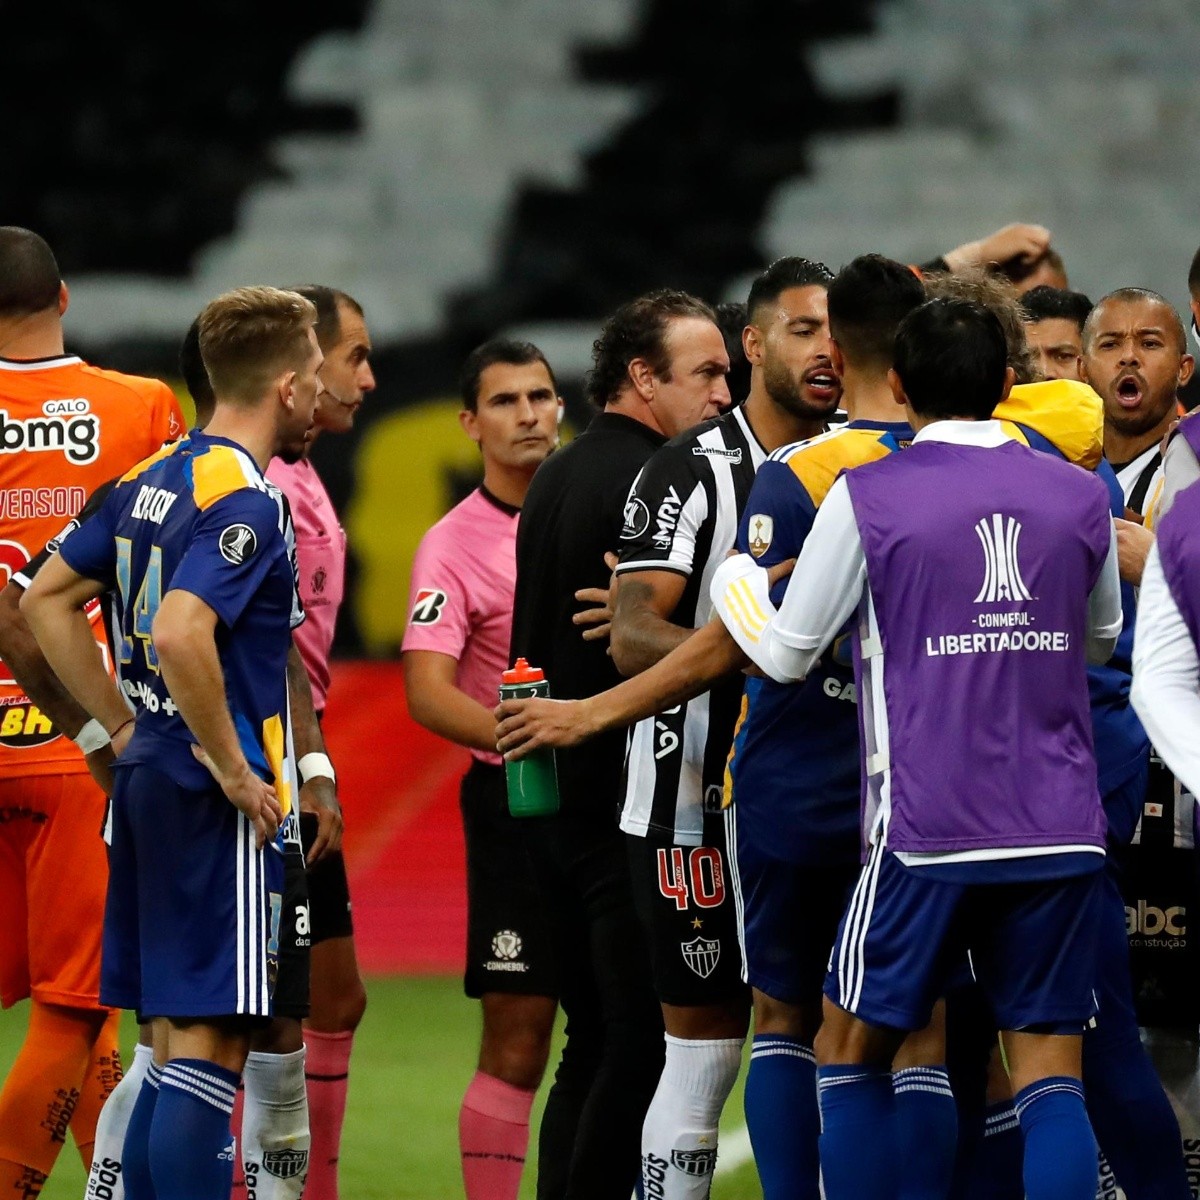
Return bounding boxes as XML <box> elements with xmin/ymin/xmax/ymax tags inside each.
<box><xmin>727</xmin><ymin>805</ymin><xmax>858</xmax><ymax>1004</ymax></box>
<box><xmin>825</xmin><ymin>845</ymin><xmax>1102</xmax><ymax>1033</ymax></box>
<box><xmin>101</xmin><ymin>764</ymin><xmax>284</xmax><ymax>1019</ymax></box>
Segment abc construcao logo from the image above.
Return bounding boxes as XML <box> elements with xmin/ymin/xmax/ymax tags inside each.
<box><xmin>1125</xmin><ymin>901</ymin><xmax>1186</xmax><ymax>939</ymax></box>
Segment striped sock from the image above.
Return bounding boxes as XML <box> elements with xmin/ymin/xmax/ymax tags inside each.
<box><xmin>744</xmin><ymin>1036</ymin><xmax>819</xmax><ymax>1200</ymax></box>
<box><xmin>893</xmin><ymin>1067</ymin><xmax>957</xmax><ymax>1199</ymax></box>
<box><xmin>149</xmin><ymin>1060</ymin><xmax>239</xmax><ymax>1200</ymax></box>
<box><xmin>817</xmin><ymin>1065</ymin><xmax>897</xmax><ymax>1200</ymax></box>
<box><xmin>1014</xmin><ymin>1076</ymin><xmax>1097</xmax><ymax>1200</ymax></box>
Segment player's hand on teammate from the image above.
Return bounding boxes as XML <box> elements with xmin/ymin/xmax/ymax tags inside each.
<box><xmin>300</xmin><ymin>776</ymin><xmax>343</xmax><ymax>864</ymax></box>
<box><xmin>1114</xmin><ymin>517</ymin><xmax>1154</xmax><ymax>587</ymax></box>
<box><xmin>495</xmin><ymin>696</ymin><xmax>593</xmax><ymax>759</ymax></box>
<box><xmin>191</xmin><ymin>745</ymin><xmax>283</xmax><ymax>848</ymax></box>
<box><xmin>574</xmin><ymin>551</ymin><xmax>620</xmax><ymax>643</ymax></box>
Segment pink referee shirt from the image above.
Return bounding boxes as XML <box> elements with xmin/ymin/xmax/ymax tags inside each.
<box><xmin>266</xmin><ymin>457</ymin><xmax>346</xmax><ymax>713</ymax></box>
<box><xmin>402</xmin><ymin>487</ymin><xmax>519</xmax><ymax>766</ymax></box>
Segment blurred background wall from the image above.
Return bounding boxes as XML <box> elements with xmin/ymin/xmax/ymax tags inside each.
<box><xmin>7</xmin><ymin>0</ymin><xmax>1198</xmax><ymax>658</ymax></box>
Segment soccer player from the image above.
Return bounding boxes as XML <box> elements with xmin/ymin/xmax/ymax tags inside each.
<box><xmin>22</xmin><ymin>285</ymin><xmax>321</xmax><ymax>1200</ymax></box>
<box><xmin>510</xmin><ymin>289</ymin><xmax>727</xmax><ymax>1199</ymax></box>
<box><xmin>1020</xmin><ymin>285</ymin><xmax>1093</xmax><ymax>382</ymax></box>
<box><xmin>720</xmin><ymin>254</ymin><xmax>927</xmax><ymax>1200</ymax></box>
<box><xmin>1081</xmin><ymin>288</ymin><xmax>1195</xmax><ymax>519</ymax></box>
<box><xmin>712</xmin><ymin>297</ymin><xmax>1121</xmax><ymax>1200</ymax></box>
<box><xmin>0</xmin><ymin>226</ymin><xmax>183</xmax><ymax>1196</ymax></box>
<box><xmin>947</xmin><ymin>282</ymin><xmax>1192</xmax><ymax>1200</ymax></box>
<box><xmin>610</xmin><ymin>257</ymin><xmax>839</xmax><ymax>1197</ymax></box>
<box><xmin>1131</xmin><ymin>482</ymin><xmax>1200</xmax><ymax>802</ymax></box>
<box><xmin>402</xmin><ymin>338</ymin><xmax>561</xmax><ymax>1200</ymax></box>
<box><xmin>264</xmin><ymin>284</ymin><xmax>373</xmax><ymax>1200</ymax></box>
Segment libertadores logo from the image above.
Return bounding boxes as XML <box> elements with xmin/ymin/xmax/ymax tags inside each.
<box><xmin>974</xmin><ymin>513</ymin><xmax>1033</xmax><ymax>604</ymax></box>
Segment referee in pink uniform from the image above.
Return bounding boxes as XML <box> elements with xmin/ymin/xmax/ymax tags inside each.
<box><xmin>402</xmin><ymin>339</ymin><xmax>563</xmax><ymax>1200</ymax></box>
<box><xmin>265</xmin><ymin>284</ymin><xmax>375</xmax><ymax>1200</ymax></box>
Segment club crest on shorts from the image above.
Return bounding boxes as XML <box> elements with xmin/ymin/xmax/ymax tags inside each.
<box><xmin>219</xmin><ymin>523</ymin><xmax>257</xmax><ymax>564</ymax></box>
<box><xmin>492</xmin><ymin>930</ymin><xmax>523</xmax><ymax>960</ymax></box>
<box><xmin>681</xmin><ymin>936</ymin><xmax>720</xmax><ymax>978</ymax></box>
<box><xmin>263</xmin><ymin>1148</ymin><xmax>308</xmax><ymax>1180</ymax></box>
<box><xmin>748</xmin><ymin>514</ymin><xmax>773</xmax><ymax>558</ymax></box>
<box><xmin>671</xmin><ymin>1147</ymin><xmax>717</xmax><ymax>1177</ymax></box>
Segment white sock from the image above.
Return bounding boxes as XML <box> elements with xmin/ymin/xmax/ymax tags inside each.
<box><xmin>241</xmin><ymin>1047</ymin><xmax>311</xmax><ymax>1199</ymax></box>
<box><xmin>85</xmin><ymin>1041</ymin><xmax>153</xmax><ymax>1200</ymax></box>
<box><xmin>641</xmin><ymin>1034</ymin><xmax>744</xmax><ymax>1199</ymax></box>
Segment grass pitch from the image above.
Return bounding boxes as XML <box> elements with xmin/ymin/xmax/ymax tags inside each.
<box><xmin>0</xmin><ymin>975</ymin><xmax>764</xmax><ymax>1198</ymax></box>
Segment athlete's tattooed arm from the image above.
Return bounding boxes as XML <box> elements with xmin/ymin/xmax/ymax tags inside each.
<box><xmin>609</xmin><ymin>572</ymin><xmax>692</xmax><ymax>677</ymax></box>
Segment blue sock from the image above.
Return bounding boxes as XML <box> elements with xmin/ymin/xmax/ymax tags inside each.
<box><xmin>1084</xmin><ymin>1026</ymin><xmax>1191</xmax><ymax>1200</ymax></box>
<box><xmin>123</xmin><ymin>1061</ymin><xmax>163</xmax><ymax>1200</ymax></box>
<box><xmin>817</xmin><ymin>1064</ymin><xmax>897</xmax><ymax>1200</ymax></box>
<box><xmin>969</xmin><ymin>1100</ymin><xmax>1023</xmax><ymax>1199</ymax></box>
<box><xmin>1014</xmin><ymin>1076</ymin><xmax>1097</xmax><ymax>1200</ymax></box>
<box><xmin>148</xmin><ymin>1059</ymin><xmax>239</xmax><ymax>1200</ymax></box>
<box><xmin>744</xmin><ymin>1035</ymin><xmax>820</xmax><ymax>1200</ymax></box>
<box><xmin>893</xmin><ymin>1066</ymin><xmax>958</xmax><ymax>1199</ymax></box>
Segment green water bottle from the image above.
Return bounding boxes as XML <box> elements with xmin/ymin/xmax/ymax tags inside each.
<box><xmin>499</xmin><ymin>658</ymin><xmax>561</xmax><ymax>818</ymax></box>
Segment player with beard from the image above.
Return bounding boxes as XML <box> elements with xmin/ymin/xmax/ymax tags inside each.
<box><xmin>1081</xmin><ymin>288</ymin><xmax>1194</xmax><ymax>523</ymax></box>
<box><xmin>609</xmin><ymin>257</ymin><xmax>839</xmax><ymax>1198</ymax></box>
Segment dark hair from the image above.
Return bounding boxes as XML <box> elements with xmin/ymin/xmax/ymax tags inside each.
<box><xmin>923</xmin><ymin>268</ymin><xmax>1038</xmax><ymax>384</ymax></box>
<box><xmin>998</xmin><ymin>245</ymin><xmax>1067</xmax><ymax>287</ymax></box>
<box><xmin>459</xmin><ymin>339</ymin><xmax>557</xmax><ymax>412</ymax></box>
<box><xmin>827</xmin><ymin>254</ymin><xmax>925</xmax><ymax>370</ymax></box>
<box><xmin>179</xmin><ymin>317</ymin><xmax>215</xmax><ymax>427</ymax></box>
<box><xmin>713</xmin><ymin>301</ymin><xmax>751</xmax><ymax>405</ymax></box>
<box><xmin>1189</xmin><ymin>246</ymin><xmax>1200</xmax><ymax>298</ymax></box>
<box><xmin>1020</xmin><ymin>285</ymin><xmax>1093</xmax><ymax>332</ymax></box>
<box><xmin>287</xmin><ymin>284</ymin><xmax>363</xmax><ymax>353</ymax></box>
<box><xmin>0</xmin><ymin>227</ymin><xmax>61</xmax><ymax>318</ymax></box>
<box><xmin>746</xmin><ymin>257</ymin><xmax>834</xmax><ymax>324</ymax></box>
<box><xmin>587</xmin><ymin>289</ymin><xmax>716</xmax><ymax>410</ymax></box>
<box><xmin>1083</xmin><ymin>286</ymin><xmax>1188</xmax><ymax>354</ymax></box>
<box><xmin>893</xmin><ymin>299</ymin><xmax>1009</xmax><ymax>420</ymax></box>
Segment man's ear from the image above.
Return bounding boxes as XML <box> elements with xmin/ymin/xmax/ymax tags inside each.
<box><xmin>742</xmin><ymin>324</ymin><xmax>764</xmax><ymax>367</ymax></box>
<box><xmin>998</xmin><ymin>365</ymin><xmax>1017</xmax><ymax>404</ymax></box>
<box><xmin>887</xmin><ymin>367</ymin><xmax>907</xmax><ymax>410</ymax></box>
<box><xmin>1179</xmin><ymin>353</ymin><xmax>1196</xmax><ymax>390</ymax></box>
<box><xmin>830</xmin><ymin>339</ymin><xmax>845</xmax><ymax>379</ymax></box>
<box><xmin>627</xmin><ymin>358</ymin><xmax>655</xmax><ymax>403</ymax></box>
<box><xmin>459</xmin><ymin>407</ymin><xmax>481</xmax><ymax>444</ymax></box>
<box><xmin>279</xmin><ymin>370</ymin><xmax>298</xmax><ymax>411</ymax></box>
<box><xmin>58</xmin><ymin>282</ymin><xmax>69</xmax><ymax>317</ymax></box>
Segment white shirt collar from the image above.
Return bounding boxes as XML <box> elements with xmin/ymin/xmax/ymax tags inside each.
<box><xmin>911</xmin><ymin>418</ymin><xmax>1012</xmax><ymax>448</ymax></box>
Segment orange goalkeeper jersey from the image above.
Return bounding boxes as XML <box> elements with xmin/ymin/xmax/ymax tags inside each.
<box><xmin>0</xmin><ymin>353</ymin><xmax>184</xmax><ymax>777</ymax></box>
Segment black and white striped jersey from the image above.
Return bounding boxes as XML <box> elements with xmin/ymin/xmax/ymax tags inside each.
<box><xmin>614</xmin><ymin>405</ymin><xmax>767</xmax><ymax>845</ymax></box>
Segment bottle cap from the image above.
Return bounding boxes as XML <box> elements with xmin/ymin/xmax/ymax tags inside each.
<box><xmin>502</xmin><ymin>657</ymin><xmax>545</xmax><ymax>684</ymax></box>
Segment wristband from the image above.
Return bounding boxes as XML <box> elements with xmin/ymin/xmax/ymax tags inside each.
<box><xmin>298</xmin><ymin>751</ymin><xmax>336</xmax><ymax>785</ymax></box>
<box><xmin>73</xmin><ymin>718</ymin><xmax>112</xmax><ymax>756</ymax></box>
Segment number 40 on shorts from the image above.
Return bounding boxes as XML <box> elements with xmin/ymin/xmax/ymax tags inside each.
<box><xmin>656</xmin><ymin>846</ymin><xmax>726</xmax><ymax>911</ymax></box>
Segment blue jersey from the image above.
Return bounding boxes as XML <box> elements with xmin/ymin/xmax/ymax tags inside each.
<box><xmin>725</xmin><ymin>420</ymin><xmax>912</xmax><ymax>863</ymax></box>
<box><xmin>1012</xmin><ymin>423</ymin><xmax>1147</xmax><ymax>840</ymax></box>
<box><xmin>59</xmin><ymin>432</ymin><xmax>303</xmax><ymax>801</ymax></box>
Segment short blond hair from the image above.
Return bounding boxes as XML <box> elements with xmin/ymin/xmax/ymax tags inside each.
<box><xmin>198</xmin><ymin>286</ymin><xmax>317</xmax><ymax>405</ymax></box>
